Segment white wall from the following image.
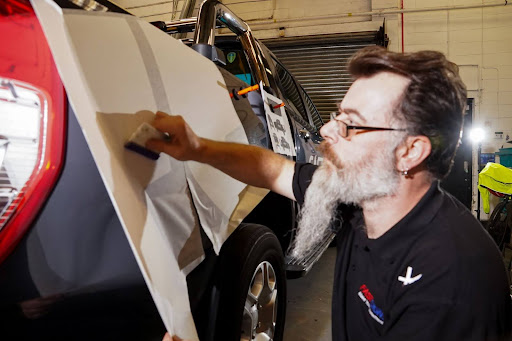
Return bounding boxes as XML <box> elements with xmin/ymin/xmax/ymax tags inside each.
<box><xmin>113</xmin><ymin>0</ymin><xmax>198</xmax><ymax>21</ymax></box>
<box><xmin>384</xmin><ymin>0</ymin><xmax>512</xmax><ymax>153</ymax></box>
<box><xmin>224</xmin><ymin>0</ymin><xmax>380</xmax><ymax>39</ymax></box>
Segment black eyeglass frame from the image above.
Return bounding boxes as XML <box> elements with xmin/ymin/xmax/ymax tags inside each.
<box><xmin>329</xmin><ymin>112</ymin><xmax>406</xmax><ymax>138</ymax></box>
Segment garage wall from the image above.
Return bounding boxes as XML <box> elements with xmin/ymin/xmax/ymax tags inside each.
<box><xmin>224</xmin><ymin>0</ymin><xmax>370</xmax><ymax>21</ymax></box>
<box><xmin>380</xmin><ymin>0</ymin><xmax>512</xmax><ymax>153</ymax></box>
<box><xmin>112</xmin><ymin>0</ymin><xmax>199</xmax><ymax>21</ymax></box>
<box><xmin>226</xmin><ymin>0</ymin><xmax>381</xmax><ymax>39</ymax></box>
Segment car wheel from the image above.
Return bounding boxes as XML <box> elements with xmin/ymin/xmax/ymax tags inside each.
<box><xmin>213</xmin><ymin>223</ymin><xmax>286</xmax><ymax>341</ymax></box>
<box><xmin>486</xmin><ymin>200</ymin><xmax>511</xmax><ymax>251</ymax></box>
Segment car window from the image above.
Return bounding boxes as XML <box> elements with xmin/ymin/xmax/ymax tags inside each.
<box><xmin>273</xmin><ymin>60</ymin><xmax>310</xmax><ymax>124</ymax></box>
<box><xmin>217</xmin><ymin>47</ymin><xmax>255</xmax><ymax>86</ymax></box>
<box><xmin>300</xmin><ymin>86</ymin><xmax>323</xmax><ymax>131</ymax></box>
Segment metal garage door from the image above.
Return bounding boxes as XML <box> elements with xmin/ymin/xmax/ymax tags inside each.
<box><xmin>264</xmin><ymin>29</ymin><xmax>386</xmax><ymax>123</ymax></box>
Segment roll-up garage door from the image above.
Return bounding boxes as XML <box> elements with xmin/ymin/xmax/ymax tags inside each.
<box><xmin>264</xmin><ymin>30</ymin><xmax>386</xmax><ymax>123</ymax></box>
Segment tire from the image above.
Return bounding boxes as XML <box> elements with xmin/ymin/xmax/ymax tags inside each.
<box><xmin>213</xmin><ymin>223</ymin><xmax>287</xmax><ymax>341</ymax></box>
<box><xmin>486</xmin><ymin>200</ymin><xmax>512</xmax><ymax>251</ymax></box>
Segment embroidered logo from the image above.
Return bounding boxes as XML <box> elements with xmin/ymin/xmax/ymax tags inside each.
<box><xmin>398</xmin><ymin>266</ymin><xmax>422</xmax><ymax>286</ymax></box>
<box><xmin>358</xmin><ymin>284</ymin><xmax>384</xmax><ymax>325</ymax></box>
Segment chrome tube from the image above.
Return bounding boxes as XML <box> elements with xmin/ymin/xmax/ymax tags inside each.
<box><xmin>193</xmin><ymin>0</ymin><xmax>270</xmax><ymax>86</ymax></box>
<box><xmin>194</xmin><ymin>0</ymin><xmax>219</xmax><ymax>46</ymax></box>
<box><xmin>194</xmin><ymin>0</ymin><xmax>249</xmax><ymax>45</ymax></box>
<box><xmin>239</xmin><ymin>32</ymin><xmax>270</xmax><ymax>87</ymax></box>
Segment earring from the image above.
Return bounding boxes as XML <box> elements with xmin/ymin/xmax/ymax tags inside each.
<box><xmin>401</xmin><ymin>168</ymin><xmax>409</xmax><ymax>176</ymax></box>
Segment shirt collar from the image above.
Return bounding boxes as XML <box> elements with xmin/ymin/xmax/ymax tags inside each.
<box><xmin>349</xmin><ymin>181</ymin><xmax>444</xmax><ymax>259</ymax></box>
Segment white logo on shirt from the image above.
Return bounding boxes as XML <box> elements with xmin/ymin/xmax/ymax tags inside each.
<box><xmin>398</xmin><ymin>266</ymin><xmax>422</xmax><ymax>286</ymax></box>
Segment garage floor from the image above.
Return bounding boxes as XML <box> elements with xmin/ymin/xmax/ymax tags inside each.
<box><xmin>283</xmin><ymin>247</ymin><xmax>336</xmax><ymax>341</ymax></box>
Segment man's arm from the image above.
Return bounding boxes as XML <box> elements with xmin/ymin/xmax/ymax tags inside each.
<box><xmin>146</xmin><ymin>112</ymin><xmax>296</xmax><ymax>200</ymax></box>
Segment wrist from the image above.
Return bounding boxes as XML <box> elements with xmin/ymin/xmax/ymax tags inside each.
<box><xmin>192</xmin><ymin>137</ymin><xmax>209</xmax><ymax>162</ymax></box>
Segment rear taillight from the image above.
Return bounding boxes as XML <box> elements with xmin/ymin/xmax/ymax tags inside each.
<box><xmin>0</xmin><ymin>0</ymin><xmax>66</xmax><ymax>264</ymax></box>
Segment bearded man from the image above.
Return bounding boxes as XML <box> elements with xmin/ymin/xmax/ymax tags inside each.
<box><xmin>149</xmin><ymin>46</ymin><xmax>512</xmax><ymax>340</ymax></box>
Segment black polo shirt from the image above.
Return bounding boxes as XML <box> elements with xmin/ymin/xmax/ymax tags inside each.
<box><xmin>292</xmin><ymin>163</ymin><xmax>512</xmax><ymax>341</ymax></box>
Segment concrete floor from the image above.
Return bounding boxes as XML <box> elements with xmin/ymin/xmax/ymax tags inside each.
<box><xmin>283</xmin><ymin>247</ymin><xmax>336</xmax><ymax>341</ymax></box>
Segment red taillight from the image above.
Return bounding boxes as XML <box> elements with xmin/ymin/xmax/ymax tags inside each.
<box><xmin>0</xmin><ymin>0</ymin><xmax>66</xmax><ymax>264</ymax></box>
<box><xmin>0</xmin><ymin>0</ymin><xmax>32</xmax><ymax>16</ymax></box>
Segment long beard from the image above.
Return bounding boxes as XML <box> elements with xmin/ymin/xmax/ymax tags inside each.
<box><xmin>290</xmin><ymin>140</ymin><xmax>401</xmax><ymax>261</ymax></box>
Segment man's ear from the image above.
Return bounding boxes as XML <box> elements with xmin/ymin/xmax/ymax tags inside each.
<box><xmin>395</xmin><ymin>135</ymin><xmax>432</xmax><ymax>172</ymax></box>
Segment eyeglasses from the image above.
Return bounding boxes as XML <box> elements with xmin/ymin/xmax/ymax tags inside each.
<box><xmin>329</xmin><ymin>112</ymin><xmax>406</xmax><ymax>138</ymax></box>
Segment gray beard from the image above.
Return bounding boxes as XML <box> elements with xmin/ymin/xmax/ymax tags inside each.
<box><xmin>290</xmin><ymin>141</ymin><xmax>401</xmax><ymax>261</ymax></box>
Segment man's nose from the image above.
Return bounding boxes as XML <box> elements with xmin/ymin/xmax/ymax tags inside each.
<box><xmin>320</xmin><ymin>120</ymin><xmax>339</xmax><ymax>144</ymax></box>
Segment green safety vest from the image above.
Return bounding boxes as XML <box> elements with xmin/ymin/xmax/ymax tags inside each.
<box><xmin>478</xmin><ymin>162</ymin><xmax>512</xmax><ymax>213</ymax></box>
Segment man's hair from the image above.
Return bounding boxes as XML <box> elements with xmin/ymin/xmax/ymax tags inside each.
<box><xmin>348</xmin><ymin>46</ymin><xmax>467</xmax><ymax>179</ymax></box>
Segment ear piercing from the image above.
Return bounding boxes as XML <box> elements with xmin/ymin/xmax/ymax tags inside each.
<box><xmin>401</xmin><ymin>168</ymin><xmax>409</xmax><ymax>176</ymax></box>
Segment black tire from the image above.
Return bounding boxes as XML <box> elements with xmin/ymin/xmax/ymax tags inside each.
<box><xmin>486</xmin><ymin>200</ymin><xmax>512</xmax><ymax>251</ymax></box>
<box><xmin>487</xmin><ymin>201</ymin><xmax>506</xmax><ymax>230</ymax></box>
<box><xmin>213</xmin><ymin>223</ymin><xmax>287</xmax><ymax>341</ymax></box>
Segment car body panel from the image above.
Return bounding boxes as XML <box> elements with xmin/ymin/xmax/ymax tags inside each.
<box><xmin>0</xmin><ymin>0</ymin><xmax>326</xmax><ymax>339</ymax></box>
<box><xmin>31</xmin><ymin>1</ymin><xmax>269</xmax><ymax>338</ymax></box>
<box><xmin>0</xmin><ymin>104</ymin><xmax>166</xmax><ymax>341</ymax></box>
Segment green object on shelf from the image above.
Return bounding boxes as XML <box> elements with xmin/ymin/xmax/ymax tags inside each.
<box><xmin>496</xmin><ymin>148</ymin><xmax>512</xmax><ymax>167</ymax></box>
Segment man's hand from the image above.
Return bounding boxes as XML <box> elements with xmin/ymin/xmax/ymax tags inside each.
<box><xmin>146</xmin><ymin>111</ymin><xmax>296</xmax><ymax>200</ymax></box>
<box><xmin>146</xmin><ymin>111</ymin><xmax>203</xmax><ymax>162</ymax></box>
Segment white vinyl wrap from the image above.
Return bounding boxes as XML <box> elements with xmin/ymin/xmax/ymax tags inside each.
<box><xmin>31</xmin><ymin>0</ymin><xmax>266</xmax><ymax>338</ymax></box>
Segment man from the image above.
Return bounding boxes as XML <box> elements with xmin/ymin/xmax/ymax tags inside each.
<box><xmin>151</xmin><ymin>46</ymin><xmax>512</xmax><ymax>340</ymax></box>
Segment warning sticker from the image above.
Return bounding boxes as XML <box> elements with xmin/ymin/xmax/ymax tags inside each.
<box><xmin>262</xmin><ymin>90</ymin><xmax>295</xmax><ymax>156</ymax></box>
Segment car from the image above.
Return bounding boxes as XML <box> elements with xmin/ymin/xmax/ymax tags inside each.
<box><xmin>0</xmin><ymin>0</ymin><xmax>331</xmax><ymax>340</ymax></box>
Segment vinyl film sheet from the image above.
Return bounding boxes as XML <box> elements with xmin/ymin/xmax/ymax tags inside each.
<box><xmin>31</xmin><ymin>0</ymin><xmax>266</xmax><ymax>338</ymax></box>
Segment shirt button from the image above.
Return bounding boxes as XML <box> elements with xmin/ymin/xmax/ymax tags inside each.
<box><xmin>364</xmin><ymin>246</ymin><xmax>370</xmax><ymax>252</ymax></box>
